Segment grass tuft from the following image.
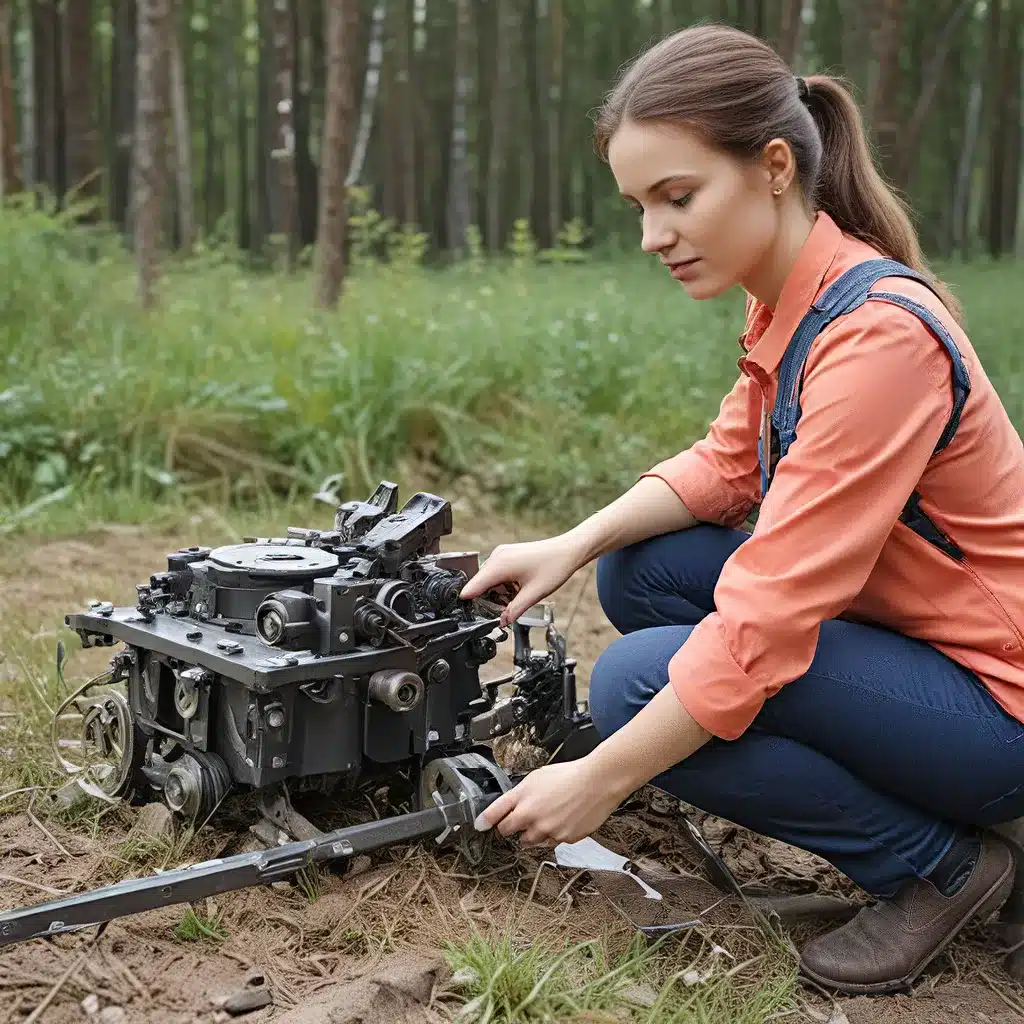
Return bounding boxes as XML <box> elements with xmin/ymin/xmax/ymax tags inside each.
<box><xmin>442</xmin><ymin>929</ymin><xmax>799</xmax><ymax>1023</ymax></box>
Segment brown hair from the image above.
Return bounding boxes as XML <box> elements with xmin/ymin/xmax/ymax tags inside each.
<box><xmin>592</xmin><ymin>24</ymin><xmax>963</xmax><ymax>325</ymax></box>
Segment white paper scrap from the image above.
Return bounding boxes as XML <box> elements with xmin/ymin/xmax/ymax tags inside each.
<box><xmin>552</xmin><ymin>836</ymin><xmax>663</xmax><ymax>900</ymax></box>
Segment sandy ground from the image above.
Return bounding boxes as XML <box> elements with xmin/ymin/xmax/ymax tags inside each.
<box><xmin>1</xmin><ymin>505</ymin><xmax>1023</xmax><ymax>1022</ymax></box>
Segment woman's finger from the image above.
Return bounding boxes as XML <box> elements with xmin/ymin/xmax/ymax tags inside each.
<box><xmin>474</xmin><ymin>787</ymin><xmax>518</xmax><ymax>831</ymax></box>
<box><xmin>494</xmin><ymin>798</ymin><xmax>539</xmax><ymax>838</ymax></box>
<box><xmin>459</xmin><ymin>563</ymin><xmax>499</xmax><ymax>600</ymax></box>
<box><xmin>500</xmin><ymin>586</ymin><xmax>541</xmax><ymax>626</ymax></box>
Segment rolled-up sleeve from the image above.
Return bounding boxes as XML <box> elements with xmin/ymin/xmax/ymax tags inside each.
<box><xmin>641</xmin><ymin>372</ymin><xmax>763</xmax><ymax>529</ymax></box>
<box><xmin>669</xmin><ymin>308</ymin><xmax>956</xmax><ymax>740</ymax></box>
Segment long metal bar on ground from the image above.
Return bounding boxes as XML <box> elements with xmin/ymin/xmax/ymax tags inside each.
<box><xmin>0</xmin><ymin>805</ymin><xmax>451</xmax><ymax>948</ymax></box>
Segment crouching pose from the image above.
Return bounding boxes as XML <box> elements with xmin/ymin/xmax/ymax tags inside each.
<box><xmin>461</xmin><ymin>23</ymin><xmax>1024</xmax><ymax>995</ymax></box>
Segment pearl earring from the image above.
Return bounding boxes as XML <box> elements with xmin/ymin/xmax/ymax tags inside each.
<box><xmin>773</xmin><ymin>185</ymin><xmax>784</xmax><ymax>195</ymax></box>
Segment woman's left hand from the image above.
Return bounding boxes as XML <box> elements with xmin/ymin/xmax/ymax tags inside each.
<box><xmin>473</xmin><ymin>757</ymin><xmax>627</xmax><ymax>847</ymax></box>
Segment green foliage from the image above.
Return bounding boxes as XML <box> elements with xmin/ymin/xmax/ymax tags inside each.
<box><xmin>0</xmin><ymin>205</ymin><xmax>1021</xmax><ymax>539</ymax></box>
<box><xmin>506</xmin><ymin>218</ymin><xmax>538</xmax><ymax>266</ymax></box>
<box><xmin>539</xmin><ymin>218</ymin><xmax>590</xmax><ymax>263</ymax></box>
<box><xmin>174</xmin><ymin>906</ymin><xmax>229</xmax><ymax>943</ymax></box>
<box><xmin>465</xmin><ymin>224</ymin><xmax>486</xmax><ymax>272</ymax></box>
<box><xmin>442</xmin><ymin>930</ymin><xmax>799</xmax><ymax>1023</ymax></box>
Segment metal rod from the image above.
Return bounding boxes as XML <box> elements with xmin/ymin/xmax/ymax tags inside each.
<box><xmin>0</xmin><ymin>804</ymin><xmax>451</xmax><ymax>948</ymax></box>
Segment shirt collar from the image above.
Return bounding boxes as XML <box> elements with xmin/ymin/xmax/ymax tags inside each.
<box><xmin>741</xmin><ymin>211</ymin><xmax>844</xmax><ymax>376</ymax></box>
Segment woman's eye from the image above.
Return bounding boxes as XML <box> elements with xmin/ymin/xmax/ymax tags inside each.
<box><xmin>670</xmin><ymin>193</ymin><xmax>693</xmax><ymax>209</ymax></box>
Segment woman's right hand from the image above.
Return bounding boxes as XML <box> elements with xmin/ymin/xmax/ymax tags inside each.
<box><xmin>459</xmin><ymin>535</ymin><xmax>586</xmax><ymax>627</ymax></box>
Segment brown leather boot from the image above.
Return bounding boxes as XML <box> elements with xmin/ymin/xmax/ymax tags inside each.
<box><xmin>800</xmin><ymin>832</ymin><xmax>1015</xmax><ymax>995</ymax></box>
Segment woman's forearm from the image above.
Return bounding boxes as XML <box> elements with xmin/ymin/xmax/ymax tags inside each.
<box><xmin>562</xmin><ymin>475</ymin><xmax>699</xmax><ymax>566</ymax></box>
<box><xmin>586</xmin><ymin>681</ymin><xmax>712</xmax><ymax>800</ymax></box>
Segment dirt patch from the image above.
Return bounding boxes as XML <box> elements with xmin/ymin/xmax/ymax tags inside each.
<box><xmin>1</xmin><ymin>518</ymin><xmax>1023</xmax><ymax>1022</ymax></box>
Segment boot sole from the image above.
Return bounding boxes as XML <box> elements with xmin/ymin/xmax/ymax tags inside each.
<box><xmin>799</xmin><ymin>842</ymin><xmax>1016</xmax><ymax>997</ymax></box>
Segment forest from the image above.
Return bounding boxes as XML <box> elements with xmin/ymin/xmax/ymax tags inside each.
<box><xmin>0</xmin><ymin>0</ymin><xmax>1020</xmax><ymax>310</ymax></box>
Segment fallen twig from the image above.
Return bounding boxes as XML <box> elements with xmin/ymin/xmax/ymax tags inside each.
<box><xmin>978</xmin><ymin>968</ymin><xmax>1024</xmax><ymax>1019</ymax></box>
<box><xmin>22</xmin><ymin>949</ymin><xmax>92</xmax><ymax>1024</ymax></box>
<box><xmin>0</xmin><ymin>872</ymin><xmax>68</xmax><ymax>896</ymax></box>
<box><xmin>26</xmin><ymin>791</ymin><xmax>72</xmax><ymax>859</ymax></box>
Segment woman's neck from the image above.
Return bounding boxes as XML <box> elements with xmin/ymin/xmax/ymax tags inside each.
<box><xmin>743</xmin><ymin>205</ymin><xmax>817</xmax><ymax>310</ymax></box>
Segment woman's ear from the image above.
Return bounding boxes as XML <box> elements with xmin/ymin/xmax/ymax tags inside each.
<box><xmin>760</xmin><ymin>138</ymin><xmax>798</xmax><ymax>193</ymax></box>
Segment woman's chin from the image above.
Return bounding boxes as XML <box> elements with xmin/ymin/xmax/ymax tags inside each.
<box><xmin>677</xmin><ymin>274</ymin><xmax>727</xmax><ymax>300</ymax></box>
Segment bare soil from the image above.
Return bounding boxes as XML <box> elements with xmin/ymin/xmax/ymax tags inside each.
<box><xmin>0</xmin><ymin>509</ymin><xmax>1022</xmax><ymax>1022</ymax></box>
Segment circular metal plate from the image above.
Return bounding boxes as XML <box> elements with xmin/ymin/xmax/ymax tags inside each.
<box><xmin>208</xmin><ymin>543</ymin><xmax>339</xmax><ymax>577</ymax></box>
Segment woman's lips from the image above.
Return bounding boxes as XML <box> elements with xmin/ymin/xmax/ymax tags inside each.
<box><xmin>670</xmin><ymin>258</ymin><xmax>701</xmax><ymax>281</ymax></box>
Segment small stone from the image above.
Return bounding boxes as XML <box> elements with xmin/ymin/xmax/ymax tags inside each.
<box><xmin>81</xmin><ymin>993</ymin><xmax>100</xmax><ymax>1015</ymax></box>
<box><xmin>50</xmin><ymin>779</ymin><xmax>90</xmax><ymax>812</ymax></box>
<box><xmin>131</xmin><ymin>802</ymin><xmax>174</xmax><ymax>841</ymax></box>
<box><xmin>99</xmin><ymin>1008</ymin><xmax>127</xmax><ymax>1024</ymax></box>
<box><xmin>619</xmin><ymin>982</ymin><xmax>658</xmax><ymax>1007</ymax></box>
<box><xmin>349</xmin><ymin>855</ymin><xmax>372</xmax><ymax>877</ymax></box>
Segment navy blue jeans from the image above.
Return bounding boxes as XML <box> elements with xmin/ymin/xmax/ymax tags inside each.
<box><xmin>589</xmin><ymin>525</ymin><xmax>1024</xmax><ymax>898</ymax></box>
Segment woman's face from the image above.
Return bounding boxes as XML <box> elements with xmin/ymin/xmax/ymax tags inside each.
<box><xmin>607</xmin><ymin>118</ymin><xmax>784</xmax><ymax>301</ymax></box>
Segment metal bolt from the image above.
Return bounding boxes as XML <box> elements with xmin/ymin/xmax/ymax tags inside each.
<box><xmin>272</xmin><ymin>755</ymin><xmax>285</xmax><ymax>768</ymax></box>
<box><xmin>338</xmin><ymin>631</ymin><xmax>350</xmax><ymax>644</ymax></box>
<box><xmin>267</xmin><ymin>708</ymin><xmax>286</xmax><ymax>728</ymax></box>
<box><xmin>427</xmin><ymin>659</ymin><xmax>450</xmax><ymax>684</ymax></box>
<box><xmin>245</xmin><ymin>757</ymin><xmax>254</xmax><ymax>767</ymax></box>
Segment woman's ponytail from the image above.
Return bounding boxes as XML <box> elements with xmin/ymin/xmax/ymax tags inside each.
<box><xmin>803</xmin><ymin>76</ymin><xmax>963</xmax><ymax>325</ymax></box>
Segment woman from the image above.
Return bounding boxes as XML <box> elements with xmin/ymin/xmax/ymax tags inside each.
<box><xmin>459</xmin><ymin>23</ymin><xmax>1024</xmax><ymax>996</ymax></box>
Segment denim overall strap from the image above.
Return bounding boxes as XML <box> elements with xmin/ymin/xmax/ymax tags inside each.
<box><xmin>758</xmin><ymin>259</ymin><xmax>972</xmax><ymax>559</ymax></box>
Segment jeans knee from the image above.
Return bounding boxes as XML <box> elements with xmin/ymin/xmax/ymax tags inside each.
<box><xmin>588</xmin><ymin>627</ymin><xmax>688</xmax><ymax>739</ymax></box>
<box><xmin>595</xmin><ymin>548</ymin><xmax>633</xmax><ymax>634</ymax></box>
<box><xmin>588</xmin><ymin>635</ymin><xmax>635</xmax><ymax>739</ymax></box>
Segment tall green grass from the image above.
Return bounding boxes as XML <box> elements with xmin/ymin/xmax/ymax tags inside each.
<box><xmin>1</xmin><ymin>205</ymin><xmax>1021</xmax><ymax>536</ymax></box>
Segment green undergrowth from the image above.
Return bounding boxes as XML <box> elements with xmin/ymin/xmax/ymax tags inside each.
<box><xmin>442</xmin><ymin>929</ymin><xmax>800</xmax><ymax>1023</ymax></box>
<box><xmin>4</xmin><ymin>203</ymin><xmax>1018</xmax><ymax>540</ymax></box>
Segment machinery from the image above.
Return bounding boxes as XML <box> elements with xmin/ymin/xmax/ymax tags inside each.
<box><xmin>0</xmin><ymin>482</ymin><xmax>598</xmax><ymax>947</ymax></box>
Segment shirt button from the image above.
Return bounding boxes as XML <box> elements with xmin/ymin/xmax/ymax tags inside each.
<box><xmin>1004</xmin><ymin>642</ymin><xmax>1015</xmax><ymax>651</ymax></box>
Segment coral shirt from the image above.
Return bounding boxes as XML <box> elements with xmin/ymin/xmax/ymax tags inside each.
<box><xmin>642</xmin><ymin>210</ymin><xmax>1024</xmax><ymax>741</ymax></box>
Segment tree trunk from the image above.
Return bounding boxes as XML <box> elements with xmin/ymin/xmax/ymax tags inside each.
<box><xmin>547</xmin><ymin>0</ymin><xmax>562</xmax><ymax>243</ymax></box>
<box><xmin>169</xmin><ymin>18</ymin><xmax>195</xmax><ymax>253</ymax></box>
<box><xmin>869</xmin><ymin>0</ymin><xmax>905</xmax><ymax>175</ymax></box>
<box><xmin>983</xmin><ymin>0</ymin><xmax>1006</xmax><ymax>256</ymax></box>
<box><xmin>17</xmin><ymin>0</ymin><xmax>35</xmax><ymax>188</ymax></box>
<box><xmin>445</xmin><ymin>0</ymin><xmax>473</xmax><ymax>255</ymax></box>
<box><xmin>292</xmin><ymin>0</ymin><xmax>318</xmax><ymax>247</ymax></box>
<box><xmin>894</xmin><ymin>0</ymin><xmax>973</xmax><ymax>190</ymax></box>
<box><xmin>268</xmin><ymin>0</ymin><xmax>299</xmax><ymax>268</ymax></box>
<box><xmin>133</xmin><ymin>0</ymin><xmax>171</xmax><ymax>309</ymax></box>
<box><xmin>952</xmin><ymin>76</ymin><xmax>983</xmax><ymax>257</ymax></box>
<box><xmin>526</xmin><ymin>0</ymin><xmax>549</xmax><ymax>249</ymax></box>
<box><xmin>110</xmin><ymin>0</ymin><xmax>135</xmax><ymax>231</ymax></box>
<box><xmin>33</xmin><ymin>0</ymin><xmax>63</xmax><ymax>200</ymax></box>
<box><xmin>395</xmin><ymin>0</ymin><xmax>416</xmax><ymax>226</ymax></box>
<box><xmin>62</xmin><ymin>0</ymin><xmax>98</xmax><ymax>204</ymax></box>
<box><xmin>486</xmin><ymin>0</ymin><xmax>517</xmax><ymax>250</ymax></box>
<box><xmin>776</xmin><ymin>0</ymin><xmax>804</xmax><ymax>67</ymax></box>
<box><xmin>999</xmin><ymin>0</ymin><xmax>1021</xmax><ymax>255</ymax></box>
<box><xmin>0</xmin><ymin>0</ymin><xmax>21</xmax><ymax>194</ymax></box>
<box><xmin>345</xmin><ymin>0</ymin><xmax>386</xmax><ymax>187</ymax></box>
<box><xmin>314</xmin><ymin>0</ymin><xmax>359</xmax><ymax>309</ymax></box>
<box><xmin>234</xmin><ymin>20</ymin><xmax>251</xmax><ymax>253</ymax></box>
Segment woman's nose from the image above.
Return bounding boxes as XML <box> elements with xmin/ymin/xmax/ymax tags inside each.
<box><xmin>640</xmin><ymin>211</ymin><xmax>676</xmax><ymax>254</ymax></box>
